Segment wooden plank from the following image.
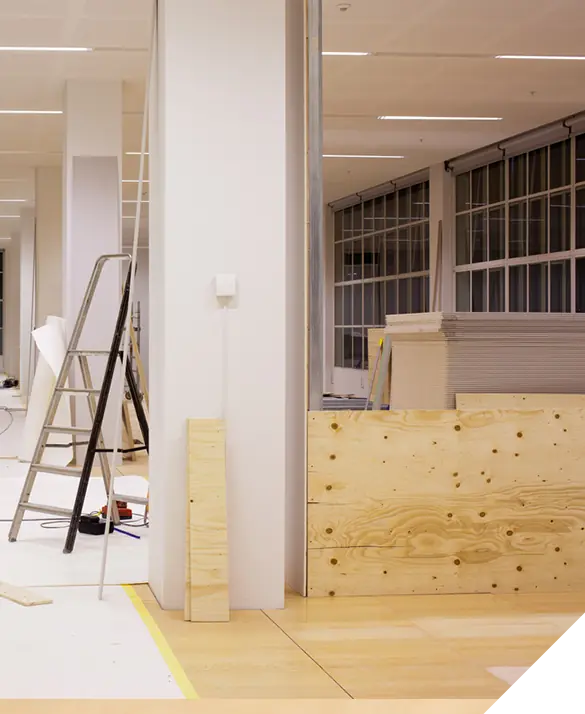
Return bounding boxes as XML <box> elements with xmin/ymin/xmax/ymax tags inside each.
<box><xmin>186</xmin><ymin>419</ymin><xmax>229</xmax><ymax>622</ymax></box>
<box><xmin>0</xmin><ymin>582</ymin><xmax>53</xmax><ymax>607</ymax></box>
<box><xmin>367</xmin><ymin>329</ymin><xmax>389</xmax><ymax>404</ymax></box>
<box><xmin>456</xmin><ymin>393</ymin><xmax>585</xmax><ymax>410</ymax></box>
<box><xmin>307</xmin><ymin>409</ymin><xmax>585</xmax><ymax>597</ymax></box>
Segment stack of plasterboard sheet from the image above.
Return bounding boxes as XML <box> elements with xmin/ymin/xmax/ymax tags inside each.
<box><xmin>385</xmin><ymin>312</ymin><xmax>585</xmax><ymax>409</ymax></box>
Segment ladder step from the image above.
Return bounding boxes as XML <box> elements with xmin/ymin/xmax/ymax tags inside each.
<box><xmin>56</xmin><ymin>387</ymin><xmax>101</xmax><ymax>396</ymax></box>
<box><xmin>113</xmin><ymin>493</ymin><xmax>149</xmax><ymax>507</ymax></box>
<box><xmin>30</xmin><ymin>464</ymin><xmax>83</xmax><ymax>477</ymax></box>
<box><xmin>21</xmin><ymin>503</ymin><xmax>73</xmax><ymax>518</ymax></box>
<box><xmin>44</xmin><ymin>426</ymin><xmax>92</xmax><ymax>436</ymax></box>
<box><xmin>70</xmin><ymin>350</ymin><xmax>110</xmax><ymax>356</ymax></box>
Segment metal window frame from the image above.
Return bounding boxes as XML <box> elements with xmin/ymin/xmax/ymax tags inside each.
<box><xmin>453</xmin><ymin>135</ymin><xmax>581</xmax><ymax>314</ymax></box>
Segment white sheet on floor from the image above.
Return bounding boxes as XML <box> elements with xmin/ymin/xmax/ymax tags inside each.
<box><xmin>0</xmin><ymin>470</ymin><xmax>149</xmax><ymax>586</ymax></box>
<box><xmin>19</xmin><ymin>316</ymin><xmax>72</xmax><ymax>465</ymax></box>
<box><xmin>0</xmin><ymin>585</ymin><xmax>183</xmax><ymax>699</ymax></box>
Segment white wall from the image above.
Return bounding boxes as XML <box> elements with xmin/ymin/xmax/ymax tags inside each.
<box><xmin>19</xmin><ymin>208</ymin><xmax>35</xmax><ymax>396</ymax></box>
<box><xmin>35</xmin><ymin>167</ymin><xmax>63</xmax><ymax>327</ymax></box>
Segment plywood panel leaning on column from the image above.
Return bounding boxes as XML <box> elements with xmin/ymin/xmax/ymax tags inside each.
<box><xmin>367</xmin><ymin>328</ymin><xmax>389</xmax><ymax>405</ymax></box>
<box><xmin>307</xmin><ymin>409</ymin><xmax>585</xmax><ymax>597</ymax></box>
<box><xmin>456</xmin><ymin>393</ymin><xmax>585</xmax><ymax>410</ymax></box>
<box><xmin>185</xmin><ymin>419</ymin><xmax>229</xmax><ymax>622</ymax></box>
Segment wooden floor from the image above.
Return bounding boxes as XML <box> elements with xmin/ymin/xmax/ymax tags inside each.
<box><xmin>136</xmin><ymin>586</ymin><xmax>584</xmax><ymax>701</ymax></box>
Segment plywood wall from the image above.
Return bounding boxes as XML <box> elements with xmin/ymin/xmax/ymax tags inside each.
<box><xmin>456</xmin><ymin>393</ymin><xmax>585</xmax><ymax>410</ymax></box>
<box><xmin>307</xmin><ymin>409</ymin><xmax>585</xmax><ymax>597</ymax></box>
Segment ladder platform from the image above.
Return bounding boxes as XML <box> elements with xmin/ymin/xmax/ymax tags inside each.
<box><xmin>17</xmin><ymin>503</ymin><xmax>73</xmax><ymax>518</ymax></box>
<box><xmin>56</xmin><ymin>387</ymin><xmax>101</xmax><ymax>396</ymax></box>
<box><xmin>44</xmin><ymin>425</ymin><xmax>93</xmax><ymax>436</ymax></box>
<box><xmin>114</xmin><ymin>493</ymin><xmax>149</xmax><ymax>507</ymax></box>
<box><xmin>30</xmin><ymin>464</ymin><xmax>83</xmax><ymax>477</ymax></box>
<box><xmin>70</xmin><ymin>350</ymin><xmax>111</xmax><ymax>356</ymax></box>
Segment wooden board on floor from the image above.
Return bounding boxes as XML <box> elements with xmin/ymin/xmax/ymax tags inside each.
<box><xmin>0</xmin><ymin>581</ymin><xmax>52</xmax><ymax>607</ymax></box>
<box><xmin>185</xmin><ymin>419</ymin><xmax>229</xmax><ymax>622</ymax></box>
<box><xmin>456</xmin><ymin>393</ymin><xmax>585</xmax><ymax>410</ymax></box>
<box><xmin>307</xmin><ymin>409</ymin><xmax>585</xmax><ymax>597</ymax></box>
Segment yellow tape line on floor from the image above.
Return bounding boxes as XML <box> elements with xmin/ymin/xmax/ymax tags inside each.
<box><xmin>123</xmin><ymin>584</ymin><xmax>199</xmax><ymax>700</ymax></box>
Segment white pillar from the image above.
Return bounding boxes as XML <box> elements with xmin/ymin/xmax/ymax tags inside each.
<box><xmin>19</xmin><ymin>208</ymin><xmax>35</xmax><ymax>397</ymax></box>
<box><xmin>149</xmin><ymin>0</ymin><xmax>306</xmax><ymax>610</ymax></box>
<box><xmin>1</xmin><ymin>234</ymin><xmax>20</xmax><ymax>379</ymax></box>
<box><xmin>430</xmin><ymin>164</ymin><xmax>456</xmax><ymax>312</ymax></box>
<box><xmin>63</xmin><ymin>80</ymin><xmax>123</xmax><ymax>449</ymax></box>
<box><xmin>35</xmin><ymin>167</ymin><xmax>63</xmax><ymax>327</ymax></box>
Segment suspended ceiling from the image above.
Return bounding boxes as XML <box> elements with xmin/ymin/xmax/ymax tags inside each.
<box><xmin>0</xmin><ymin>0</ymin><xmax>583</xmax><ymax>238</ymax></box>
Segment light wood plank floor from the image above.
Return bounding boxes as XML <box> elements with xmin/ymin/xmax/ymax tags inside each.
<box><xmin>0</xmin><ymin>702</ymin><xmax>497</xmax><ymax>714</ymax></box>
<box><xmin>136</xmin><ymin>586</ymin><xmax>584</xmax><ymax>701</ymax></box>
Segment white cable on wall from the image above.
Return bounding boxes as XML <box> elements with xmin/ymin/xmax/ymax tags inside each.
<box><xmin>98</xmin><ymin>0</ymin><xmax>157</xmax><ymax>600</ymax></box>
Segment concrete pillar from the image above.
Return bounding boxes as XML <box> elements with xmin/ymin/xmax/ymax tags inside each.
<box><xmin>35</xmin><ymin>167</ymin><xmax>63</xmax><ymax>327</ymax></box>
<box><xmin>63</xmin><ymin>80</ymin><xmax>123</xmax><ymax>449</ymax></box>
<box><xmin>1</xmin><ymin>234</ymin><xmax>20</xmax><ymax>379</ymax></box>
<box><xmin>429</xmin><ymin>164</ymin><xmax>456</xmax><ymax>312</ymax></box>
<box><xmin>19</xmin><ymin>208</ymin><xmax>35</xmax><ymax>397</ymax></box>
<box><xmin>149</xmin><ymin>0</ymin><xmax>306</xmax><ymax>610</ymax></box>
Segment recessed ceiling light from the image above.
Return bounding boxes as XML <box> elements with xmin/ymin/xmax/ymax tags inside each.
<box><xmin>0</xmin><ymin>215</ymin><xmax>21</xmax><ymax>219</ymax></box>
<box><xmin>122</xmin><ymin>200</ymin><xmax>149</xmax><ymax>203</ymax></box>
<box><xmin>323</xmin><ymin>52</ymin><xmax>372</xmax><ymax>56</ymax></box>
<box><xmin>496</xmin><ymin>54</ymin><xmax>585</xmax><ymax>61</ymax></box>
<box><xmin>0</xmin><ymin>46</ymin><xmax>92</xmax><ymax>52</ymax></box>
<box><xmin>0</xmin><ymin>110</ymin><xmax>62</xmax><ymax>115</ymax></box>
<box><xmin>324</xmin><ymin>154</ymin><xmax>404</xmax><ymax>159</ymax></box>
<box><xmin>377</xmin><ymin>115</ymin><xmax>502</xmax><ymax>122</ymax></box>
<box><xmin>122</xmin><ymin>179</ymin><xmax>150</xmax><ymax>183</ymax></box>
<box><xmin>125</xmin><ymin>151</ymin><xmax>149</xmax><ymax>155</ymax></box>
<box><xmin>0</xmin><ymin>198</ymin><xmax>26</xmax><ymax>202</ymax></box>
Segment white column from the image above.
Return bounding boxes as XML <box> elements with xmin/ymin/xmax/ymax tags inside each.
<box><xmin>35</xmin><ymin>167</ymin><xmax>63</xmax><ymax>327</ymax></box>
<box><xmin>149</xmin><ymin>0</ymin><xmax>306</xmax><ymax>610</ymax></box>
<box><xmin>1</xmin><ymin>234</ymin><xmax>20</xmax><ymax>379</ymax></box>
<box><xmin>430</xmin><ymin>164</ymin><xmax>456</xmax><ymax>312</ymax></box>
<box><xmin>63</xmin><ymin>80</ymin><xmax>123</xmax><ymax>449</ymax></box>
<box><xmin>19</xmin><ymin>208</ymin><xmax>35</xmax><ymax>397</ymax></box>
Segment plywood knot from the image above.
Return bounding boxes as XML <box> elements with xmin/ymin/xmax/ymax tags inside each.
<box><xmin>330</xmin><ymin>558</ymin><xmax>338</xmax><ymax>565</ymax></box>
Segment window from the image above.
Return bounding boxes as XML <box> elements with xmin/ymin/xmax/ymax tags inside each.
<box><xmin>333</xmin><ymin>181</ymin><xmax>431</xmax><ymax>369</ymax></box>
<box><xmin>454</xmin><ymin>137</ymin><xmax>585</xmax><ymax>313</ymax></box>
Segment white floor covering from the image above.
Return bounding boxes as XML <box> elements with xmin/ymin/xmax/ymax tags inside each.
<box><xmin>0</xmin><ymin>464</ymin><xmax>149</xmax><ymax>587</ymax></box>
<box><xmin>0</xmin><ymin>585</ymin><xmax>183</xmax><ymax>699</ymax></box>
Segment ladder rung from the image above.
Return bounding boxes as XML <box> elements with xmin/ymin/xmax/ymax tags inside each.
<box><xmin>70</xmin><ymin>350</ymin><xmax>111</xmax><ymax>356</ymax></box>
<box><xmin>21</xmin><ymin>503</ymin><xmax>73</xmax><ymax>518</ymax></box>
<box><xmin>44</xmin><ymin>426</ymin><xmax>92</xmax><ymax>435</ymax></box>
<box><xmin>30</xmin><ymin>464</ymin><xmax>83</xmax><ymax>477</ymax></box>
<box><xmin>113</xmin><ymin>493</ymin><xmax>149</xmax><ymax>507</ymax></box>
<box><xmin>56</xmin><ymin>387</ymin><xmax>101</xmax><ymax>396</ymax></box>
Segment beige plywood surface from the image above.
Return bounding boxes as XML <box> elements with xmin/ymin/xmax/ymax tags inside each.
<box><xmin>186</xmin><ymin>419</ymin><xmax>229</xmax><ymax>622</ymax></box>
<box><xmin>307</xmin><ymin>409</ymin><xmax>585</xmax><ymax>597</ymax></box>
<box><xmin>456</xmin><ymin>393</ymin><xmax>585</xmax><ymax>410</ymax></box>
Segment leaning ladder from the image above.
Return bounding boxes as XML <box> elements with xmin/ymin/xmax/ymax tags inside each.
<box><xmin>8</xmin><ymin>254</ymin><xmax>149</xmax><ymax>554</ymax></box>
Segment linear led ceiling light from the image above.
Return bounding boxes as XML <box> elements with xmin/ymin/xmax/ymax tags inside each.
<box><xmin>0</xmin><ymin>46</ymin><xmax>93</xmax><ymax>52</ymax></box>
<box><xmin>125</xmin><ymin>151</ymin><xmax>149</xmax><ymax>155</ymax></box>
<box><xmin>377</xmin><ymin>115</ymin><xmax>502</xmax><ymax>121</ymax></box>
<box><xmin>122</xmin><ymin>179</ymin><xmax>150</xmax><ymax>183</ymax></box>
<box><xmin>0</xmin><ymin>110</ymin><xmax>62</xmax><ymax>115</ymax></box>
<box><xmin>323</xmin><ymin>51</ymin><xmax>372</xmax><ymax>56</ymax></box>
<box><xmin>496</xmin><ymin>54</ymin><xmax>585</xmax><ymax>61</ymax></box>
<box><xmin>0</xmin><ymin>215</ymin><xmax>21</xmax><ymax>218</ymax></box>
<box><xmin>324</xmin><ymin>154</ymin><xmax>404</xmax><ymax>159</ymax></box>
<box><xmin>0</xmin><ymin>198</ymin><xmax>26</xmax><ymax>202</ymax></box>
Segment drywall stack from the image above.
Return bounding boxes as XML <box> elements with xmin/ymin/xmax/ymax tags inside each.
<box><xmin>386</xmin><ymin>312</ymin><xmax>585</xmax><ymax>409</ymax></box>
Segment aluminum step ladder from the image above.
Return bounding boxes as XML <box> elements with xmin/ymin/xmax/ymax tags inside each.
<box><xmin>8</xmin><ymin>254</ymin><xmax>149</xmax><ymax>554</ymax></box>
